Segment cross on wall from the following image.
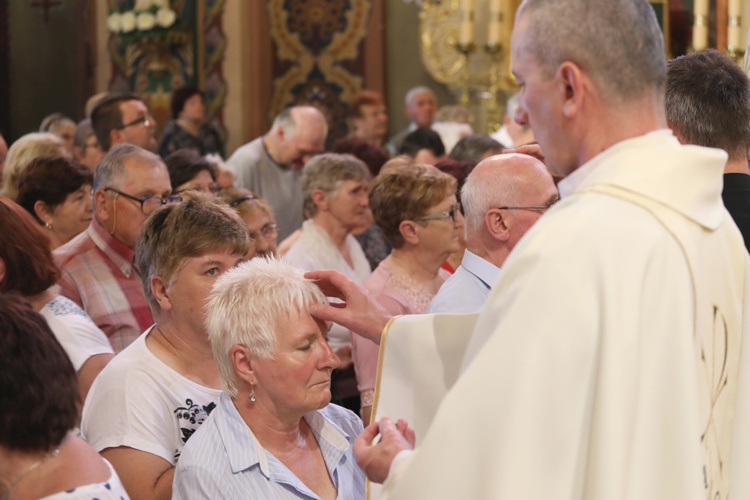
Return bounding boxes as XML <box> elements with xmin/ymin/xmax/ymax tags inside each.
<box><xmin>30</xmin><ymin>0</ymin><xmax>62</xmax><ymax>23</ymax></box>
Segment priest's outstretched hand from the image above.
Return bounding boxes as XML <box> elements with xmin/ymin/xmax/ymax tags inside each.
<box><xmin>354</xmin><ymin>417</ymin><xmax>416</xmax><ymax>484</ymax></box>
<box><xmin>305</xmin><ymin>269</ymin><xmax>391</xmax><ymax>345</ymax></box>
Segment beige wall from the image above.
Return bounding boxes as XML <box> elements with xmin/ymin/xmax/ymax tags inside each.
<box><xmin>95</xmin><ymin>4</ymin><xmax>111</xmax><ymax>95</ymax></box>
<box><xmin>384</xmin><ymin>0</ymin><xmax>454</xmax><ymax>136</ymax></box>
<box><xmin>222</xmin><ymin>0</ymin><xmax>251</xmax><ymax>155</ymax></box>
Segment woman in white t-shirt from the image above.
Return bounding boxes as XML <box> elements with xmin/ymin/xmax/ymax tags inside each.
<box><xmin>80</xmin><ymin>194</ymin><xmax>252</xmax><ymax>500</ymax></box>
<box><xmin>0</xmin><ymin>197</ymin><xmax>113</xmax><ymax>403</ymax></box>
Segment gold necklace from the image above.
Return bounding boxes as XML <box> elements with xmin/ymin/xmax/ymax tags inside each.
<box><xmin>0</xmin><ymin>446</ymin><xmax>61</xmax><ymax>500</ymax></box>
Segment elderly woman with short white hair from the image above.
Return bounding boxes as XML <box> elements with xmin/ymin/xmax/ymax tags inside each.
<box><xmin>173</xmin><ymin>257</ymin><xmax>365</xmax><ymax>499</ymax></box>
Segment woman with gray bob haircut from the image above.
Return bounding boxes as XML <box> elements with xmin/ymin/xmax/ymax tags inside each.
<box><xmin>174</xmin><ymin>257</ymin><xmax>365</xmax><ymax>499</ymax></box>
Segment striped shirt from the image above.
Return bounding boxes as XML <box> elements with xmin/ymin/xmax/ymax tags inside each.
<box><xmin>53</xmin><ymin>218</ymin><xmax>153</xmax><ymax>352</ymax></box>
<box><xmin>173</xmin><ymin>392</ymin><xmax>365</xmax><ymax>499</ymax></box>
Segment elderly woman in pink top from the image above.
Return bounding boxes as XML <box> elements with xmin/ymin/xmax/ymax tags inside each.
<box><xmin>352</xmin><ymin>157</ymin><xmax>463</xmax><ymax>422</ymax></box>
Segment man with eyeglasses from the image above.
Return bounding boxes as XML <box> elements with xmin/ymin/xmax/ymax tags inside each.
<box><xmin>429</xmin><ymin>153</ymin><xmax>557</xmax><ymax>314</ymax></box>
<box><xmin>54</xmin><ymin>144</ymin><xmax>176</xmax><ymax>352</ymax></box>
<box><xmin>228</xmin><ymin>105</ymin><xmax>328</xmax><ymax>241</ymax></box>
<box><xmin>91</xmin><ymin>92</ymin><xmax>157</xmax><ymax>152</ymax></box>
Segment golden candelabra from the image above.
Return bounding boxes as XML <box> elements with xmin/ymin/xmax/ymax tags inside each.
<box><xmin>419</xmin><ymin>0</ymin><xmax>517</xmax><ymax>134</ymax></box>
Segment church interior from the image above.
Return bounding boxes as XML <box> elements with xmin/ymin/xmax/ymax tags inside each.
<box><xmin>2</xmin><ymin>1</ymin><xmax>750</xmax><ymax>499</ymax></box>
<box><xmin>3</xmin><ymin>0</ymin><xmax>748</xmax><ymax>150</ymax></box>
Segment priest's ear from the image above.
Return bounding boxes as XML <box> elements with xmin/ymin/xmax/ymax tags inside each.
<box><xmin>556</xmin><ymin>61</ymin><xmax>585</xmax><ymax>119</ymax></box>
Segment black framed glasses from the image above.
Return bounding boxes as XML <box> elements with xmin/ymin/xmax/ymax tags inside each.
<box><xmin>497</xmin><ymin>197</ymin><xmax>560</xmax><ymax>212</ymax></box>
<box><xmin>415</xmin><ymin>203</ymin><xmax>462</xmax><ymax>223</ymax></box>
<box><xmin>248</xmin><ymin>223</ymin><xmax>279</xmax><ymax>241</ymax></box>
<box><xmin>115</xmin><ymin>114</ymin><xmax>154</xmax><ymax>130</ymax></box>
<box><xmin>104</xmin><ymin>188</ymin><xmax>181</xmax><ymax>215</ymax></box>
<box><xmin>229</xmin><ymin>194</ymin><xmax>257</xmax><ymax>208</ymax></box>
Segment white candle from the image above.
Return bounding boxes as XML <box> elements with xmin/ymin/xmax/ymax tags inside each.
<box><xmin>459</xmin><ymin>0</ymin><xmax>475</xmax><ymax>46</ymax></box>
<box><xmin>693</xmin><ymin>0</ymin><xmax>709</xmax><ymax>50</ymax></box>
<box><xmin>728</xmin><ymin>0</ymin><xmax>742</xmax><ymax>49</ymax></box>
<box><xmin>488</xmin><ymin>0</ymin><xmax>503</xmax><ymax>46</ymax></box>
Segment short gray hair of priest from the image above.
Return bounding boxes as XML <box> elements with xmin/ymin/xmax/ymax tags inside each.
<box><xmin>300</xmin><ymin>152</ymin><xmax>371</xmax><ymax>218</ymax></box>
<box><xmin>516</xmin><ymin>0</ymin><xmax>666</xmax><ymax>105</ymax></box>
<box><xmin>404</xmin><ymin>86</ymin><xmax>436</xmax><ymax>107</ymax></box>
<box><xmin>205</xmin><ymin>257</ymin><xmax>328</xmax><ymax>398</ymax></box>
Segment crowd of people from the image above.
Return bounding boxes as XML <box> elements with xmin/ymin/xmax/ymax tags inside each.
<box><xmin>1</xmin><ymin>0</ymin><xmax>750</xmax><ymax>498</ymax></box>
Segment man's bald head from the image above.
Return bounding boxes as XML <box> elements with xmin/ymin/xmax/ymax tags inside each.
<box><xmin>267</xmin><ymin>106</ymin><xmax>328</xmax><ymax>170</ymax></box>
<box><xmin>462</xmin><ymin>154</ymin><xmax>557</xmax><ymax>264</ymax></box>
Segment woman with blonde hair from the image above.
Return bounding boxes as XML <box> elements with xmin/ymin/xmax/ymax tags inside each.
<box><xmin>1</xmin><ymin>132</ymin><xmax>69</xmax><ymax>200</ymax></box>
<box><xmin>174</xmin><ymin>257</ymin><xmax>367</xmax><ymax>499</ymax></box>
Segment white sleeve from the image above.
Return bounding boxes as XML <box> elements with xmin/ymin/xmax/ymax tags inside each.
<box><xmin>41</xmin><ymin>303</ymin><xmax>114</xmax><ymax>372</ymax></box>
<box><xmin>81</xmin><ymin>359</ymin><xmax>178</xmax><ymax>465</ymax></box>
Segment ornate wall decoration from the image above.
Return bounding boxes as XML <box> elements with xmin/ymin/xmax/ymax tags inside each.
<box><xmin>202</xmin><ymin>0</ymin><xmax>227</xmax><ymax>142</ymax></box>
<box><xmin>108</xmin><ymin>0</ymin><xmax>226</xmax><ymax>142</ymax></box>
<box><xmin>267</xmin><ymin>0</ymin><xmax>371</xmax><ymax>143</ymax></box>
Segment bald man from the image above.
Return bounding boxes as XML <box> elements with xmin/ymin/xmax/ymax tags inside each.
<box><xmin>228</xmin><ymin>106</ymin><xmax>328</xmax><ymax>240</ymax></box>
<box><xmin>429</xmin><ymin>154</ymin><xmax>557</xmax><ymax>313</ymax></box>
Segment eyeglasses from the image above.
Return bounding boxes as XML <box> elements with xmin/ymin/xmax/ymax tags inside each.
<box><xmin>104</xmin><ymin>188</ymin><xmax>182</xmax><ymax>215</ymax></box>
<box><xmin>415</xmin><ymin>203</ymin><xmax>462</xmax><ymax>223</ymax></box>
<box><xmin>115</xmin><ymin>114</ymin><xmax>154</xmax><ymax>130</ymax></box>
<box><xmin>229</xmin><ymin>194</ymin><xmax>257</xmax><ymax>208</ymax></box>
<box><xmin>248</xmin><ymin>223</ymin><xmax>279</xmax><ymax>241</ymax></box>
<box><xmin>497</xmin><ymin>197</ymin><xmax>560</xmax><ymax>212</ymax></box>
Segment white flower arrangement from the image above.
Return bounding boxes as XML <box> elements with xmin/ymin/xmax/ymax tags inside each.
<box><xmin>108</xmin><ymin>0</ymin><xmax>177</xmax><ymax>34</ymax></box>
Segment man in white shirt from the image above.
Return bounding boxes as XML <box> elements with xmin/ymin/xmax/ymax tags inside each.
<box><xmin>429</xmin><ymin>153</ymin><xmax>557</xmax><ymax>313</ymax></box>
<box><xmin>307</xmin><ymin>0</ymin><xmax>750</xmax><ymax>498</ymax></box>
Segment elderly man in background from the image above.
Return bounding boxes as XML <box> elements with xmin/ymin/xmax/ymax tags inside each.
<box><xmin>308</xmin><ymin>0</ymin><xmax>750</xmax><ymax>498</ymax></box>
<box><xmin>665</xmin><ymin>49</ymin><xmax>750</xmax><ymax>250</ymax></box>
<box><xmin>228</xmin><ymin>105</ymin><xmax>328</xmax><ymax>241</ymax></box>
<box><xmin>429</xmin><ymin>153</ymin><xmax>557</xmax><ymax>313</ymax></box>
<box><xmin>54</xmin><ymin>144</ymin><xmax>176</xmax><ymax>352</ymax></box>
<box><xmin>387</xmin><ymin>86</ymin><xmax>438</xmax><ymax>155</ymax></box>
<box><xmin>91</xmin><ymin>92</ymin><xmax>158</xmax><ymax>152</ymax></box>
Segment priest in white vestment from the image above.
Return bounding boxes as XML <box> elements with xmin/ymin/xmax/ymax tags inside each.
<box><xmin>306</xmin><ymin>1</ymin><xmax>750</xmax><ymax>499</ymax></box>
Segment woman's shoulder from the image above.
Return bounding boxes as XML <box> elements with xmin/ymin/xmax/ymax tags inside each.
<box><xmin>39</xmin><ymin>437</ymin><xmax>129</xmax><ymax>500</ymax></box>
